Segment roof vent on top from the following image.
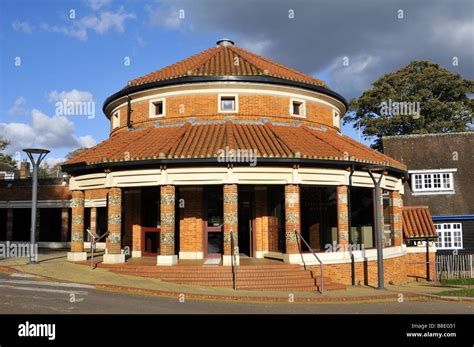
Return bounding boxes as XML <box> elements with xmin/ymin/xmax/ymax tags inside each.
<box><xmin>216</xmin><ymin>38</ymin><xmax>234</xmax><ymax>47</ymax></box>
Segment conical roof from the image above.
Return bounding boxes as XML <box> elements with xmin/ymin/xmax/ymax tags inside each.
<box><xmin>128</xmin><ymin>39</ymin><xmax>325</xmax><ymax>88</ymax></box>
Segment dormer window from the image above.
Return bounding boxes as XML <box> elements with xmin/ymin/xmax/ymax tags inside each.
<box><xmin>112</xmin><ymin>110</ymin><xmax>120</xmax><ymax>129</ymax></box>
<box><xmin>290</xmin><ymin>98</ymin><xmax>305</xmax><ymax>117</ymax></box>
<box><xmin>218</xmin><ymin>94</ymin><xmax>238</xmax><ymax>113</ymax></box>
<box><xmin>149</xmin><ymin>98</ymin><xmax>166</xmax><ymax>118</ymax></box>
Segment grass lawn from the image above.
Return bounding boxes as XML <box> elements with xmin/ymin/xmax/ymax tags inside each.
<box><xmin>440</xmin><ymin>278</ymin><xmax>474</xmax><ymax>286</ymax></box>
<box><xmin>436</xmin><ymin>289</ymin><xmax>474</xmax><ymax>297</ymax></box>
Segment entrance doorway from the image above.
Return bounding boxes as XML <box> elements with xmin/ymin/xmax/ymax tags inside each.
<box><xmin>204</xmin><ymin>186</ymin><xmax>223</xmax><ymax>258</ymax></box>
<box><xmin>142</xmin><ymin>227</ymin><xmax>160</xmax><ymax>256</ymax></box>
<box><xmin>238</xmin><ymin>187</ymin><xmax>254</xmax><ymax>257</ymax></box>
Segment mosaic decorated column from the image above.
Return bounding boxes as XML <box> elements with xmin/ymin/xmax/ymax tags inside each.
<box><xmin>67</xmin><ymin>190</ymin><xmax>87</xmax><ymax>261</ymax></box>
<box><xmin>60</xmin><ymin>208</ymin><xmax>69</xmax><ymax>242</ymax></box>
<box><xmin>157</xmin><ymin>185</ymin><xmax>177</xmax><ymax>265</ymax></box>
<box><xmin>6</xmin><ymin>208</ymin><xmax>13</xmax><ymax>241</ymax></box>
<box><xmin>284</xmin><ymin>184</ymin><xmax>300</xmax><ymax>263</ymax></box>
<box><xmin>103</xmin><ymin>187</ymin><xmax>125</xmax><ymax>264</ymax></box>
<box><xmin>390</xmin><ymin>190</ymin><xmax>403</xmax><ymax>246</ymax></box>
<box><xmin>223</xmin><ymin>184</ymin><xmax>239</xmax><ymax>266</ymax></box>
<box><xmin>337</xmin><ymin>186</ymin><xmax>349</xmax><ymax>248</ymax></box>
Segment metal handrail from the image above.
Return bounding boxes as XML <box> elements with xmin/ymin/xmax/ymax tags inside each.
<box><xmin>295</xmin><ymin>231</ymin><xmax>324</xmax><ymax>295</ymax></box>
<box><xmin>230</xmin><ymin>231</ymin><xmax>237</xmax><ymax>290</ymax></box>
<box><xmin>87</xmin><ymin>229</ymin><xmax>109</xmax><ymax>269</ymax></box>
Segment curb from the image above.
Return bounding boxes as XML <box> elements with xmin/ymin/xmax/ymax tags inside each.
<box><xmin>2</xmin><ymin>264</ymin><xmax>466</xmax><ymax>305</ymax></box>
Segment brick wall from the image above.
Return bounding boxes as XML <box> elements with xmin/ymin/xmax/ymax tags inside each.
<box><xmin>110</xmin><ymin>93</ymin><xmax>335</xmax><ymax>136</ymax></box>
<box><xmin>254</xmin><ymin>187</ymin><xmax>268</xmax><ymax>254</ymax></box>
<box><xmin>123</xmin><ymin>189</ymin><xmax>141</xmax><ymax>251</ymax></box>
<box><xmin>309</xmin><ymin>250</ymin><xmax>435</xmax><ymax>286</ymax></box>
<box><xmin>179</xmin><ymin>187</ymin><xmax>204</xmax><ymax>253</ymax></box>
<box><xmin>0</xmin><ymin>185</ymin><xmax>71</xmax><ymax>201</ymax></box>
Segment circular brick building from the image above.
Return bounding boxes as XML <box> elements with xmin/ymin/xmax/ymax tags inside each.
<box><xmin>62</xmin><ymin>39</ymin><xmax>428</xmax><ymax>287</ymax></box>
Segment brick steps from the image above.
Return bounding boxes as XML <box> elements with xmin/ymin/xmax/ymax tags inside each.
<box><xmin>105</xmin><ymin>263</ymin><xmax>347</xmax><ymax>292</ymax></box>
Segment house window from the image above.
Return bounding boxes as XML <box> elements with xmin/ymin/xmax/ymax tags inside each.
<box><xmin>332</xmin><ymin>110</ymin><xmax>341</xmax><ymax>128</ymax></box>
<box><xmin>409</xmin><ymin>169</ymin><xmax>455</xmax><ymax>193</ymax></box>
<box><xmin>149</xmin><ymin>98</ymin><xmax>166</xmax><ymax>118</ymax></box>
<box><xmin>112</xmin><ymin>111</ymin><xmax>120</xmax><ymax>129</ymax></box>
<box><xmin>218</xmin><ymin>95</ymin><xmax>238</xmax><ymax>113</ymax></box>
<box><xmin>290</xmin><ymin>99</ymin><xmax>305</xmax><ymax>117</ymax></box>
<box><xmin>435</xmin><ymin>223</ymin><xmax>463</xmax><ymax>249</ymax></box>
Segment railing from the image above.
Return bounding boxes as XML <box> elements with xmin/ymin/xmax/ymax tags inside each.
<box><xmin>295</xmin><ymin>231</ymin><xmax>324</xmax><ymax>295</ymax></box>
<box><xmin>87</xmin><ymin>229</ymin><xmax>109</xmax><ymax>269</ymax></box>
<box><xmin>230</xmin><ymin>231</ymin><xmax>237</xmax><ymax>290</ymax></box>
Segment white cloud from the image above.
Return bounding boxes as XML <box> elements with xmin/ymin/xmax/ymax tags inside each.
<box><xmin>12</xmin><ymin>20</ymin><xmax>33</xmax><ymax>34</ymax></box>
<box><xmin>0</xmin><ymin>109</ymin><xmax>97</xmax><ymax>155</ymax></box>
<box><xmin>48</xmin><ymin>89</ymin><xmax>94</xmax><ymax>104</ymax></box>
<box><xmin>146</xmin><ymin>3</ymin><xmax>186</xmax><ymax>30</ymax></box>
<box><xmin>7</xmin><ymin>97</ymin><xmax>28</xmax><ymax>116</ymax></box>
<box><xmin>41</xmin><ymin>6</ymin><xmax>135</xmax><ymax>41</ymax></box>
<box><xmin>431</xmin><ymin>19</ymin><xmax>474</xmax><ymax>50</ymax></box>
<box><xmin>239</xmin><ymin>38</ymin><xmax>273</xmax><ymax>55</ymax></box>
<box><xmin>326</xmin><ymin>54</ymin><xmax>383</xmax><ymax>98</ymax></box>
<box><xmin>87</xmin><ymin>0</ymin><xmax>111</xmax><ymax>11</ymax></box>
<box><xmin>77</xmin><ymin>135</ymin><xmax>96</xmax><ymax>148</ymax></box>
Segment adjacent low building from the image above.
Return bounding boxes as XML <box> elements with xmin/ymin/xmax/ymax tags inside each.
<box><xmin>384</xmin><ymin>132</ymin><xmax>474</xmax><ymax>254</ymax></box>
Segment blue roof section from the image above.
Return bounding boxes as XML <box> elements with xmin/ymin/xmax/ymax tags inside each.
<box><xmin>432</xmin><ymin>215</ymin><xmax>474</xmax><ymax>221</ymax></box>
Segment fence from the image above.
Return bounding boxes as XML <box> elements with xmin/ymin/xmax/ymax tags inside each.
<box><xmin>436</xmin><ymin>254</ymin><xmax>474</xmax><ymax>280</ymax></box>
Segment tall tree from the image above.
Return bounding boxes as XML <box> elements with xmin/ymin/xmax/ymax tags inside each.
<box><xmin>0</xmin><ymin>138</ymin><xmax>17</xmax><ymax>167</ymax></box>
<box><xmin>344</xmin><ymin>61</ymin><xmax>473</xmax><ymax>150</ymax></box>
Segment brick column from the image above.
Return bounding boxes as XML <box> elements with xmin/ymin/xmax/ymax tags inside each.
<box><xmin>284</xmin><ymin>184</ymin><xmax>300</xmax><ymax>263</ymax></box>
<box><xmin>223</xmin><ymin>184</ymin><xmax>239</xmax><ymax>266</ymax></box>
<box><xmin>337</xmin><ymin>186</ymin><xmax>349</xmax><ymax>249</ymax></box>
<box><xmin>157</xmin><ymin>185</ymin><xmax>177</xmax><ymax>265</ymax></box>
<box><xmin>60</xmin><ymin>208</ymin><xmax>69</xmax><ymax>242</ymax></box>
<box><xmin>6</xmin><ymin>208</ymin><xmax>13</xmax><ymax>241</ymax></box>
<box><xmin>254</xmin><ymin>186</ymin><xmax>268</xmax><ymax>258</ymax></box>
<box><xmin>103</xmin><ymin>187</ymin><xmax>125</xmax><ymax>264</ymax></box>
<box><xmin>67</xmin><ymin>191</ymin><xmax>87</xmax><ymax>261</ymax></box>
<box><xmin>90</xmin><ymin>207</ymin><xmax>97</xmax><ymax>235</ymax></box>
<box><xmin>390</xmin><ymin>190</ymin><xmax>403</xmax><ymax>246</ymax></box>
<box><xmin>132</xmin><ymin>224</ymin><xmax>142</xmax><ymax>257</ymax></box>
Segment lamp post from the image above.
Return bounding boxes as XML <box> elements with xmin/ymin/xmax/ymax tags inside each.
<box><xmin>23</xmin><ymin>148</ymin><xmax>49</xmax><ymax>264</ymax></box>
<box><xmin>363</xmin><ymin>165</ymin><xmax>387</xmax><ymax>290</ymax></box>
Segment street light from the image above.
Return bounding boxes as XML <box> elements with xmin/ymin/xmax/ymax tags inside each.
<box><xmin>363</xmin><ymin>164</ymin><xmax>387</xmax><ymax>290</ymax></box>
<box><xmin>23</xmin><ymin>148</ymin><xmax>50</xmax><ymax>264</ymax></box>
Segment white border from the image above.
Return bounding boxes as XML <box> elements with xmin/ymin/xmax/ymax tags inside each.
<box><xmin>149</xmin><ymin>97</ymin><xmax>166</xmax><ymax>118</ymax></box>
<box><xmin>218</xmin><ymin>93</ymin><xmax>238</xmax><ymax>113</ymax></box>
<box><xmin>289</xmin><ymin>97</ymin><xmax>306</xmax><ymax>118</ymax></box>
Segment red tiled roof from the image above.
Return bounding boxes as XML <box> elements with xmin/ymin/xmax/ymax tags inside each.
<box><xmin>128</xmin><ymin>44</ymin><xmax>325</xmax><ymax>88</ymax></box>
<box><xmin>65</xmin><ymin>121</ymin><xmax>406</xmax><ymax>170</ymax></box>
<box><xmin>402</xmin><ymin>206</ymin><xmax>437</xmax><ymax>239</ymax></box>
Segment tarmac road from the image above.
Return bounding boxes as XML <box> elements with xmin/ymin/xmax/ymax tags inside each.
<box><xmin>0</xmin><ymin>273</ymin><xmax>473</xmax><ymax>314</ymax></box>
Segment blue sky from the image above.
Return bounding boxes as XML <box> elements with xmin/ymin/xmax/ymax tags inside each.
<box><xmin>1</xmin><ymin>0</ymin><xmax>471</xmax><ymax>167</ymax></box>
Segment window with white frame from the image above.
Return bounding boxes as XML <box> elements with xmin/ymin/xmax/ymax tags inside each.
<box><xmin>149</xmin><ymin>98</ymin><xmax>166</xmax><ymax>118</ymax></box>
<box><xmin>218</xmin><ymin>94</ymin><xmax>238</xmax><ymax>113</ymax></box>
<box><xmin>112</xmin><ymin>111</ymin><xmax>120</xmax><ymax>129</ymax></box>
<box><xmin>435</xmin><ymin>223</ymin><xmax>463</xmax><ymax>249</ymax></box>
<box><xmin>410</xmin><ymin>169</ymin><xmax>455</xmax><ymax>193</ymax></box>
<box><xmin>332</xmin><ymin>110</ymin><xmax>341</xmax><ymax>128</ymax></box>
<box><xmin>290</xmin><ymin>98</ymin><xmax>305</xmax><ymax>117</ymax></box>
